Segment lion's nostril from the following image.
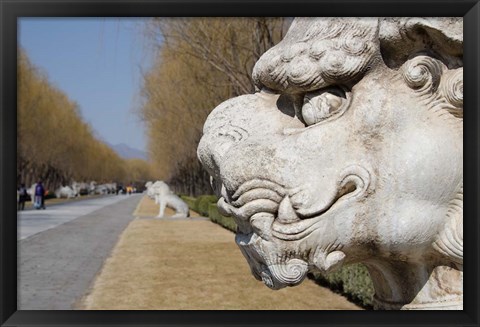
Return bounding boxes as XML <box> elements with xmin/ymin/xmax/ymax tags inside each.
<box><xmin>214</xmin><ymin>140</ymin><xmax>235</xmax><ymax>161</ymax></box>
<box><xmin>203</xmin><ymin>124</ymin><xmax>251</xmax><ymax>170</ymax></box>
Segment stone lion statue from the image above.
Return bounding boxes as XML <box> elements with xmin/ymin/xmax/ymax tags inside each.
<box><xmin>145</xmin><ymin>181</ymin><xmax>155</xmax><ymax>198</ymax></box>
<box><xmin>55</xmin><ymin>185</ymin><xmax>76</xmax><ymax>199</ymax></box>
<box><xmin>197</xmin><ymin>17</ymin><xmax>462</xmax><ymax>310</ymax></box>
<box><xmin>150</xmin><ymin>180</ymin><xmax>190</xmax><ymax>218</ymax></box>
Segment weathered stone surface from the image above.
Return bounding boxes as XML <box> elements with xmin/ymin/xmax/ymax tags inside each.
<box><xmin>197</xmin><ymin>17</ymin><xmax>463</xmax><ymax>310</ymax></box>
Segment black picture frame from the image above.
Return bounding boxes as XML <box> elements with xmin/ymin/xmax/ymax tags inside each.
<box><xmin>1</xmin><ymin>0</ymin><xmax>478</xmax><ymax>326</ymax></box>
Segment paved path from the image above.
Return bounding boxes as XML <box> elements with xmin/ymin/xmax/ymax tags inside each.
<box><xmin>17</xmin><ymin>194</ymin><xmax>142</xmax><ymax>310</ymax></box>
<box><xmin>18</xmin><ymin>195</ymin><xmax>134</xmax><ymax>240</ymax></box>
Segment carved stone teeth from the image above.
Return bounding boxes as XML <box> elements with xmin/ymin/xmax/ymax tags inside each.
<box><xmin>277</xmin><ymin>196</ymin><xmax>301</xmax><ymax>224</ymax></box>
<box><xmin>250</xmin><ymin>212</ymin><xmax>274</xmax><ymax>240</ymax></box>
<box><xmin>217</xmin><ymin>197</ymin><xmax>232</xmax><ymax>216</ymax></box>
<box><xmin>236</xmin><ymin>219</ymin><xmax>253</xmax><ymax>234</ymax></box>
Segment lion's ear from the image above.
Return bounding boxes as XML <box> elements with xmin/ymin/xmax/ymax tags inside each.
<box><xmin>379</xmin><ymin>18</ymin><xmax>463</xmax><ymax>69</ymax></box>
<box><xmin>432</xmin><ymin>187</ymin><xmax>463</xmax><ymax>269</ymax></box>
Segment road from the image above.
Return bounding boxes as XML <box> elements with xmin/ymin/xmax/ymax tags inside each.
<box><xmin>17</xmin><ymin>195</ymin><xmax>133</xmax><ymax>240</ymax></box>
<box><xmin>17</xmin><ymin>194</ymin><xmax>142</xmax><ymax>310</ymax></box>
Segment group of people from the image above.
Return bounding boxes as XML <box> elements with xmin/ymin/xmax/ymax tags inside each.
<box><xmin>17</xmin><ymin>181</ymin><xmax>46</xmax><ymax>211</ymax></box>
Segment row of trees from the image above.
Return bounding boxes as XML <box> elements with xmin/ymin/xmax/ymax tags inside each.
<box><xmin>17</xmin><ymin>49</ymin><xmax>154</xmax><ymax>191</ymax></box>
<box><xmin>139</xmin><ymin>18</ymin><xmax>290</xmax><ymax>195</ymax></box>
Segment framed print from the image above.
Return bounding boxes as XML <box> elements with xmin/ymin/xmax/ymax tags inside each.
<box><xmin>1</xmin><ymin>0</ymin><xmax>479</xmax><ymax>326</ymax></box>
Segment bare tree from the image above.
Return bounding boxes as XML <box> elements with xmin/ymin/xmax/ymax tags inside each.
<box><xmin>17</xmin><ymin>49</ymin><xmax>153</xmax><ymax>191</ymax></box>
<box><xmin>139</xmin><ymin>18</ymin><xmax>289</xmax><ymax>196</ymax></box>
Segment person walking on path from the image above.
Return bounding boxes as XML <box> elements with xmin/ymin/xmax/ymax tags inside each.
<box><xmin>18</xmin><ymin>183</ymin><xmax>28</xmax><ymax>211</ymax></box>
<box><xmin>34</xmin><ymin>180</ymin><xmax>46</xmax><ymax>209</ymax></box>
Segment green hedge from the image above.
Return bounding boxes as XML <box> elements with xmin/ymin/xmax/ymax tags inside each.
<box><xmin>309</xmin><ymin>264</ymin><xmax>374</xmax><ymax>308</ymax></box>
<box><xmin>180</xmin><ymin>195</ymin><xmax>197</xmax><ymax>211</ymax></box>
<box><xmin>181</xmin><ymin>194</ymin><xmax>219</xmax><ymax>217</ymax></box>
<box><xmin>183</xmin><ymin>194</ymin><xmax>374</xmax><ymax>309</ymax></box>
<box><xmin>208</xmin><ymin>203</ymin><xmax>237</xmax><ymax>232</ymax></box>
<box><xmin>195</xmin><ymin>195</ymin><xmax>218</xmax><ymax>216</ymax></box>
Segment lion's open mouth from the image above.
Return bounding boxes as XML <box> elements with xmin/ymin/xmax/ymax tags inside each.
<box><xmin>235</xmin><ymin>231</ymin><xmax>310</xmax><ymax>290</ymax></box>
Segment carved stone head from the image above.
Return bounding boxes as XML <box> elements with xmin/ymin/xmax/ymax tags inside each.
<box><xmin>197</xmin><ymin>18</ymin><xmax>463</xmax><ymax>310</ymax></box>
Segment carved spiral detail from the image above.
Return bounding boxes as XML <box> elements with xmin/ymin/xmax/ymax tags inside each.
<box><xmin>440</xmin><ymin>68</ymin><xmax>463</xmax><ymax>108</ymax></box>
<box><xmin>321</xmin><ymin>52</ymin><xmax>349</xmax><ymax>80</ymax></box>
<box><xmin>401</xmin><ymin>56</ymin><xmax>444</xmax><ymax>93</ymax></box>
<box><xmin>342</xmin><ymin>36</ymin><xmax>368</xmax><ymax>55</ymax></box>
<box><xmin>267</xmin><ymin>258</ymin><xmax>308</xmax><ymax>287</ymax></box>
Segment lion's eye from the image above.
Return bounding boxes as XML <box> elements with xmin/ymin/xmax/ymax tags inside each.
<box><xmin>301</xmin><ymin>87</ymin><xmax>348</xmax><ymax>126</ymax></box>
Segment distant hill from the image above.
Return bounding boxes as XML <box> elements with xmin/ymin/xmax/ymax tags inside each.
<box><xmin>110</xmin><ymin>143</ymin><xmax>148</xmax><ymax>161</ymax></box>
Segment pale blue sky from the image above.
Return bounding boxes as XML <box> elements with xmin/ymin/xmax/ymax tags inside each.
<box><xmin>18</xmin><ymin>17</ymin><xmax>154</xmax><ymax>153</ymax></box>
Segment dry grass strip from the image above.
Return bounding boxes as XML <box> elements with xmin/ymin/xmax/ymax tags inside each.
<box><xmin>80</xmin><ymin>196</ymin><xmax>362</xmax><ymax>310</ymax></box>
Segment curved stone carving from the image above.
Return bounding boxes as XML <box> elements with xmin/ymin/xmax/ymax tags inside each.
<box><xmin>197</xmin><ymin>17</ymin><xmax>463</xmax><ymax>310</ymax></box>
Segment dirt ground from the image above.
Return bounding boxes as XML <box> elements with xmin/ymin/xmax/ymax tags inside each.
<box><xmin>79</xmin><ymin>196</ymin><xmax>362</xmax><ymax>310</ymax></box>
